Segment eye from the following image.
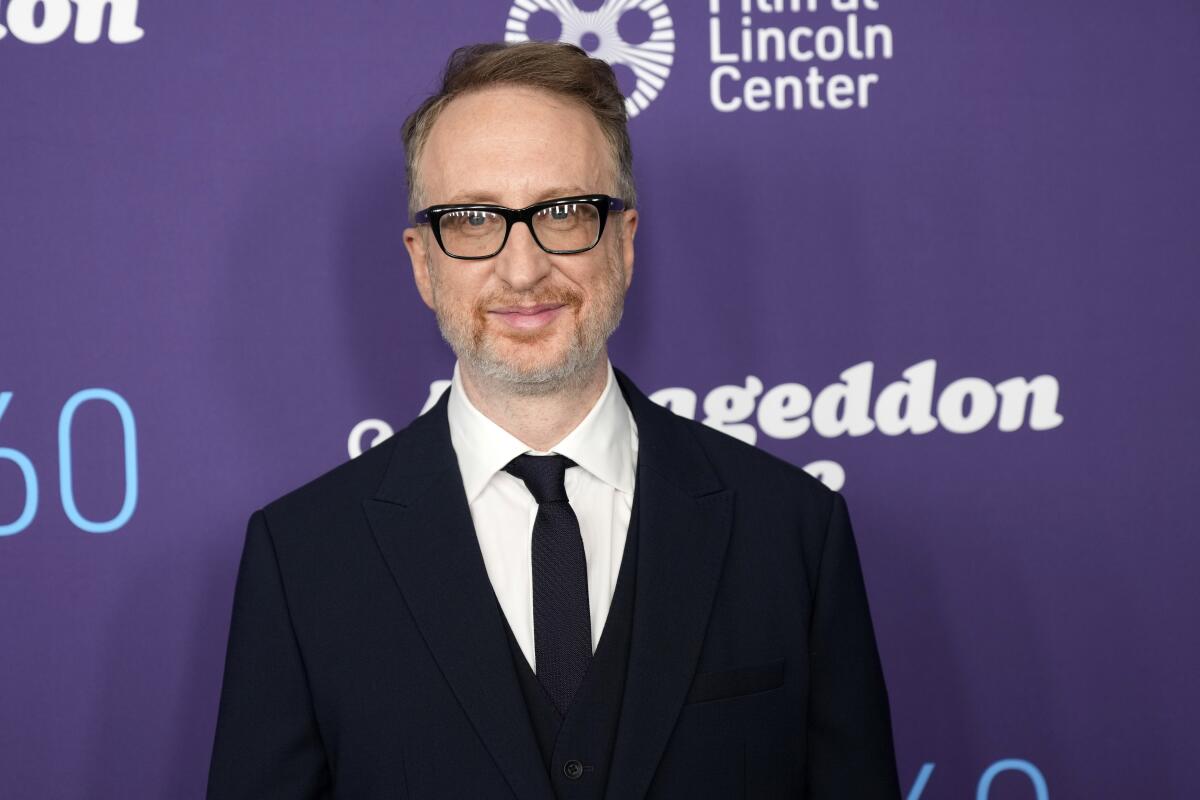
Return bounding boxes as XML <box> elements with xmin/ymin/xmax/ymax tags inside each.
<box><xmin>466</xmin><ymin>211</ymin><xmax>491</xmax><ymax>226</ymax></box>
<box><xmin>538</xmin><ymin>203</ymin><xmax>580</xmax><ymax>225</ymax></box>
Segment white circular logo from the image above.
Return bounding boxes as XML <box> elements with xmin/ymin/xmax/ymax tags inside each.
<box><xmin>504</xmin><ymin>0</ymin><xmax>675</xmax><ymax>118</ymax></box>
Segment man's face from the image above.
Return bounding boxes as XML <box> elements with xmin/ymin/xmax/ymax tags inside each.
<box><xmin>402</xmin><ymin>86</ymin><xmax>638</xmax><ymax>395</ymax></box>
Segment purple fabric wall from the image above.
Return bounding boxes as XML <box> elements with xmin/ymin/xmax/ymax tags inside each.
<box><xmin>2</xmin><ymin>1</ymin><xmax>1196</xmax><ymax>797</ymax></box>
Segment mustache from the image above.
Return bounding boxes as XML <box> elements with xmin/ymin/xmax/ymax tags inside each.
<box><xmin>475</xmin><ymin>286</ymin><xmax>583</xmax><ymax>313</ymax></box>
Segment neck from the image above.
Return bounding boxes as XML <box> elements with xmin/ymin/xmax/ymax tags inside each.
<box><xmin>458</xmin><ymin>353</ymin><xmax>610</xmax><ymax>453</ymax></box>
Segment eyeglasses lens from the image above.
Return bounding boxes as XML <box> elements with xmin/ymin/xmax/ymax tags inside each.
<box><xmin>532</xmin><ymin>201</ymin><xmax>601</xmax><ymax>253</ymax></box>
<box><xmin>438</xmin><ymin>210</ymin><xmax>506</xmax><ymax>259</ymax></box>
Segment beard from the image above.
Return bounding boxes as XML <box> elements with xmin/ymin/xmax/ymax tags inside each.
<box><xmin>426</xmin><ymin>245</ymin><xmax>627</xmax><ymax>397</ymax></box>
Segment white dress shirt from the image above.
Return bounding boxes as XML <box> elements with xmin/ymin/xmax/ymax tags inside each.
<box><xmin>446</xmin><ymin>358</ymin><xmax>639</xmax><ymax>674</ymax></box>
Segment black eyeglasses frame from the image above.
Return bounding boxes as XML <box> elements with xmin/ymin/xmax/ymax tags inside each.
<box><xmin>412</xmin><ymin>194</ymin><xmax>626</xmax><ymax>260</ymax></box>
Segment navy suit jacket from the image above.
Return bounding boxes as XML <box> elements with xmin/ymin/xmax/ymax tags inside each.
<box><xmin>206</xmin><ymin>366</ymin><xmax>901</xmax><ymax>799</ymax></box>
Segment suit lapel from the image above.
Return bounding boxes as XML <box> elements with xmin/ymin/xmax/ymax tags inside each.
<box><xmin>604</xmin><ymin>368</ymin><xmax>734</xmax><ymax>800</ymax></box>
<box><xmin>362</xmin><ymin>389</ymin><xmax>555</xmax><ymax>800</ymax></box>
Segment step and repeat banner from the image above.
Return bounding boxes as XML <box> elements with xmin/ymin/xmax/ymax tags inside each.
<box><xmin>2</xmin><ymin>1</ymin><xmax>1196</xmax><ymax>798</ymax></box>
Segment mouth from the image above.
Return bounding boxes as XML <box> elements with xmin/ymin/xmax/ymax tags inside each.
<box><xmin>487</xmin><ymin>303</ymin><xmax>568</xmax><ymax>330</ymax></box>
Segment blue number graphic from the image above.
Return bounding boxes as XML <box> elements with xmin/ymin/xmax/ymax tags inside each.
<box><xmin>977</xmin><ymin>758</ymin><xmax>1049</xmax><ymax>800</ymax></box>
<box><xmin>0</xmin><ymin>392</ymin><xmax>39</xmax><ymax>536</ymax></box>
<box><xmin>58</xmin><ymin>389</ymin><xmax>138</xmax><ymax>533</ymax></box>
<box><xmin>904</xmin><ymin>763</ymin><xmax>935</xmax><ymax>800</ymax></box>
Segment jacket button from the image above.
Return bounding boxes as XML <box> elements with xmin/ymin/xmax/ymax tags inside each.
<box><xmin>563</xmin><ymin>759</ymin><xmax>584</xmax><ymax>780</ymax></box>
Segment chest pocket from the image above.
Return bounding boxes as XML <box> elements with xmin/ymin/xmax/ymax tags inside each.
<box><xmin>684</xmin><ymin>657</ymin><xmax>786</xmax><ymax>705</ymax></box>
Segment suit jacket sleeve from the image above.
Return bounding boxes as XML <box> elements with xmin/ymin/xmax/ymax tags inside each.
<box><xmin>805</xmin><ymin>491</ymin><xmax>902</xmax><ymax>799</ymax></box>
<box><xmin>207</xmin><ymin>510</ymin><xmax>332</xmax><ymax>799</ymax></box>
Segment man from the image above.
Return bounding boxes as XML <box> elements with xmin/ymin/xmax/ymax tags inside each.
<box><xmin>207</xmin><ymin>41</ymin><xmax>900</xmax><ymax>799</ymax></box>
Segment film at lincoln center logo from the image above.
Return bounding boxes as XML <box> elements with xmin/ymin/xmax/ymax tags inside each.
<box><xmin>504</xmin><ymin>0</ymin><xmax>675</xmax><ymax>117</ymax></box>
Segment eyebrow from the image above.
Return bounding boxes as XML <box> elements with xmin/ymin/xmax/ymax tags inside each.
<box><xmin>442</xmin><ymin>186</ymin><xmax>591</xmax><ymax>205</ymax></box>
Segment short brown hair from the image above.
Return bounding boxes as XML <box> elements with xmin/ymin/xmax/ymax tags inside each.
<box><xmin>401</xmin><ymin>41</ymin><xmax>636</xmax><ymax>216</ymax></box>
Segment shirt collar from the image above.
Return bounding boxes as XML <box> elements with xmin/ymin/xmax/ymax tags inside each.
<box><xmin>446</xmin><ymin>358</ymin><xmax>637</xmax><ymax>504</ymax></box>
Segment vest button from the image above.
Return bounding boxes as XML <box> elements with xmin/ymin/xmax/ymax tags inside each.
<box><xmin>563</xmin><ymin>759</ymin><xmax>585</xmax><ymax>780</ymax></box>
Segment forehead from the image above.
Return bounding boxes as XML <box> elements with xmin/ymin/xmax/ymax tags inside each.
<box><xmin>418</xmin><ymin>85</ymin><xmax>614</xmax><ymax>207</ymax></box>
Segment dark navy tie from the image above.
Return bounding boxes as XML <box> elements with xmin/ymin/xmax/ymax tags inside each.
<box><xmin>503</xmin><ymin>453</ymin><xmax>592</xmax><ymax>715</ymax></box>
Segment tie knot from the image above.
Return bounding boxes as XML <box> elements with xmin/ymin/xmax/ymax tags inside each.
<box><xmin>503</xmin><ymin>453</ymin><xmax>576</xmax><ymax>504</ymax></box>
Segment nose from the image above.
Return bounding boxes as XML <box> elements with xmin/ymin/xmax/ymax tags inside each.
<box><xmin>492</xmin><ymin>219</ymin><xmax>553</xmax><ymax>291</ymax></box>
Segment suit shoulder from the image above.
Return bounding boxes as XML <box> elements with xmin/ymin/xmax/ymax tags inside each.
<box><xmin>258</xmin><ymin>392</ymin><xmax>450</xmax><ymax>526</ymax></box>
<box><xmin>671</xmin><ymin>411</ymin><xmax>836</xmax><ymax>507</ymax></box>
<box><xmin>254</xmin><ymin>428</ymin><xmax>408</xmax><ymax>539</ymax></box>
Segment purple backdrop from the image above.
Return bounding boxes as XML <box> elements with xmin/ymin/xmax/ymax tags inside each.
<box><xmin>2</xmin><ymin>1</ymin><xmax>1197</xmax><ymax>798</ymax></box>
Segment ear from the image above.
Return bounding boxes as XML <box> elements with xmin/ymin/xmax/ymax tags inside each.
<box><xmin>618</xmin><ymin>209</ymin><xmax>638</xmax><ymax>291</ymax></box>
<box><xmin>403</xmin><ymin>226</ymin><xmax>436</xmax><ymax>310</ymax></box>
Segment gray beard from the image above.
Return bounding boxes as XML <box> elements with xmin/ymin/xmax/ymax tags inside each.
<box><xmin>428</xmin><ymin>254</ymin><xmax>626</xmax><ymax>398</ymax></box>
<box><xmin>451</xmin><ymin>328</ymin><xmax>610</xmax><ymax>397</ymax></box>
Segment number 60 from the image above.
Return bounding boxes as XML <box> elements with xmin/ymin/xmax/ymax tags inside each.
<box><xmin>0</xmin><ymin>389</ymin><xmax>138</xmax><ymax>535</ymax></box>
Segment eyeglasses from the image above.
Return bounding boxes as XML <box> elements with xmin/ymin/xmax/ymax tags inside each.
<box><xmin>412</xmin><ymin>194</ymin><xmax>626</xmax><ymax>260</ymax></box>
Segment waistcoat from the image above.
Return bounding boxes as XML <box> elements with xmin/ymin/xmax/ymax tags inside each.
<box><xmin>497</xmin><ymin>484</ymin><xmax>640</xmax><ymax>800</ymax></box>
